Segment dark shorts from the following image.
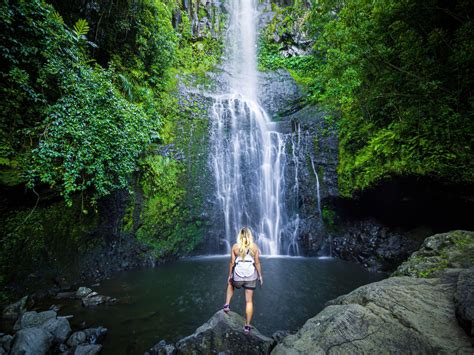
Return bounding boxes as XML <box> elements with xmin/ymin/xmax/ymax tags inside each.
<box><xmin>231</xmin><ymin>278</ymin><xmax>257</xmax><ymax>290</ymax></box>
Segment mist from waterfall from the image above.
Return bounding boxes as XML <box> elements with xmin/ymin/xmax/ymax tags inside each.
<box><xmin>209</xmin><ymin>0</ymin><xmax>295</xmax><ymax>255</ymax></box>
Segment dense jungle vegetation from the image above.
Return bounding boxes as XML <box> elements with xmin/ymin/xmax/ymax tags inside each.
<box><xmin>260</xmin><ymin>0</ymin><xmax>474</xmax><ymax>196</ymax></box>
<box><xmin>0</xmin><ymin>0</ymin><xmax>473</xmax><ymax>299</ymax></box>
<box><xmin>0</xmin><ymin>0</ymin><xmax>222</xmax><ymax>298</ymax></box>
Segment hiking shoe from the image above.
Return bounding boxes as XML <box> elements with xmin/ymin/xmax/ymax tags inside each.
<box><xmin>243</xmin><ymin>325</ymin><xmax>251</xmax><ymax>334</ymax></box>
<box><xmin>223</xmin><ymin>304</ymin><xmax>230</xmax><ymax>313</ymax></box>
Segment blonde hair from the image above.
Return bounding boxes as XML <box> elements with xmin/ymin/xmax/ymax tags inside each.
<box><xmin>237</xmin><ymin>227</ymin><xmax>255</xmax><ymax>260</ymax></box>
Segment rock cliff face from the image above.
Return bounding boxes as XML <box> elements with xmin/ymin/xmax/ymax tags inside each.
<box><xmin>328</xmin><ymin>219</ymin><xmax>427</xmax><ymax>272</ymax></box>
<box><xmin>256</xmin><ymin>66</ymin><xmax>426</xmax><ymax>268</ymax></box>
<box><xmin>252</xmin><ymin>1</ymin><xmax>473</xmax><ymax>273</ymax></box>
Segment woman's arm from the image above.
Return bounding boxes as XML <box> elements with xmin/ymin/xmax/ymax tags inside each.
<box><xmin>254</xmin><ymin>247</ymin><xmax>263</xmax><ymax>285</ymax></box>
<box><xmin>228</xmin><ymin>245</ymin><xmax>236</xmax><ymax>282</ymax></box>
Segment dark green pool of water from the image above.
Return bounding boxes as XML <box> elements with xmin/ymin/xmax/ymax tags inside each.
<box><xmin>42</xmin><ymin>256</ymin><xmax>386</xmax><ymax>354</ymax></box>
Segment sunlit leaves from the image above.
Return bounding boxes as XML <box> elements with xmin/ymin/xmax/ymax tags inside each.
<box><xmin>73</xmin><ymin>18</ymin><xmax>89</xmax><ymax>38</ymax></box>
<box><xmin>29</xmin><ymin>65</ymin><xmax>152</xmax><ymax>205</ymax></box>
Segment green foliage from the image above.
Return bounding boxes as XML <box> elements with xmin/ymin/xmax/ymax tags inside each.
<box><xmin>135</xmin><ymin>155</ymin><xmax>203</xmax><ymax>257</ymax></box>
<box><xmin>29</xmin><ymin>66</ymin><xmax>152</xmax><ymax>204</ymax></box>
<box><xmin>322</xmin><ymin>207</ymin><xmax>336</xmax><ymax>226</ymax></box>
<box><xmin>73</xmin><ymin>18</ymin><xmax>89</xmax><ymax>39</ymax></box>
<box><xmin>305</xmin><ymin>0</ymin><xmax>474</xmax><ymax>196</ymax></box>
<box><xmin>174</xmin><ymin>8</ymin><xmax>224</xmax><ymax>76</ymax></box>
<box><xmin>412</xmin><ymin>254</ymin><xmax>449</xmax><ymax>278</ymax></box>
<box><xmin>258</xmin><ymin>4</ymin><xmax>318</xmax><ymax>97</ymax></box>
<box><xmin>0</xmin><ymin>0</ymin><xmax>223</xmax><ymax>276</ymax></box>
<box><xmin>0</xmin><ymin>199</ymin><xmax>99</xmax><ymax>292</ymax></box>
<box><xmin>1</xmin><ymin>0</ymin><xmax>155</xmax><ymax>204</ymax></box>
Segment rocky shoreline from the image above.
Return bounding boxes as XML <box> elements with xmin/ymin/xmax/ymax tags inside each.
<box><xmin>147</xmin><ymin>230</ymin><xmax>473</xmax><ymax>354</ymax></box>
<box><xmin>0</xmin><ymin>286</ymin><xmax>116</xmax><ymax>354</ymax></box>
<box><xmin>1</xmin><ymin>230</ymin><xmax>472</xmax><ymax>354</ymax></box>
<box><xmin>1</xmin><ymin>310</ymin><xmax>107</xmax><ymax>355</ymax></box>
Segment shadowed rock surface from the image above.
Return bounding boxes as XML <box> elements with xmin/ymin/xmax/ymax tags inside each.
<box><xmin>176</xmin><ymin>311</ymin><xmax>274</xmax><ymax>355</ymax></box>
<box><xmin>1</xmin><ymin>296</ymin><xmax>29</xmax><ymax>321</ymax></box>
<box><xmin>149</xmin><ymin>310</ymin><xmax>274</xmax><ymax>355</ymax></box>
<box><xmin>272</xmin><ymin>269</ymin><xmax>473</xmax><ymax>354</ymax></box>
<box><xmin>454</xmin><ymin>269</ymin><xmax>474</xmax><ymax>336</ymax></box>
<box><xmin>393</xmin><ymin>230</ymin><xmax>474</xmax><ymax>277</ymax></box>
<box><xmin>10</xmin><ymin>327</ymin><xmax>53</xmax><ymax>355</ymax></box>
<box><xmin>0</xmin><ymin>305</ymin><xmax>107</xmax><ymax>355</ymax></box>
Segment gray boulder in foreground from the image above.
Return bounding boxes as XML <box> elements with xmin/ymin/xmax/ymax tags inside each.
<box><xmin>10</xmin><ymin>327</ymin><xmax>53</xmax><ymax>355</ymax></box>
<box><xmin>175</xmin><ymin>310</ymin><xmax>274</xmax><ymax>355</ymax></box>
<box><xmin>13</xmin><ymin>310</ymin><xmax>57</xmax><ymax>331</ymax></box>
<box><xmin>41</xmin><ymin>316</ymin><xmax>71</xmax><ymax>343</ymax></box>
<box><xmin>454</xmin><ymin>268</ymin><xmax>474</xmax><ymax>336</ymax></box>
<box><xmin>73</xmin><ymin>344</ymin><xmax>102</xmax><ymax>355</ymax></box>
<box><xmin>272</xmin><ymin>269</ymin><xmax>473</xmax><ymax>354</ymax></box>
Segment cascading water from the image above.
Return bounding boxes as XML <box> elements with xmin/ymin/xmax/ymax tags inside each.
<box><xmin>310</xmin><ymin>156</ymin><xmax>322</xmax><ymax>219</ymax></box>
<box><xmin>209</xmin><ymin>0</ymin><xmax>293</xmax><ymax>255</ymax></box>
<box><xmin>287</xmin><ymin>122</ymin><xmax>301</xmax><ymax>256</ymax></box>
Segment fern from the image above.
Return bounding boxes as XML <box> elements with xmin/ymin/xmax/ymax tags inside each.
<box><xmin>51</xmin><ymin>11</ymin><xmax>64</xmax><ymax>24</ymax></box>
<box><xmin>118</xmin><ymin>74</ymin><xmax>134</xmax><ymax>101</ymax></box>
<box><xmin>73</xmin><ymin>18</ymin><xmax>89</xmax><ymax>40</ymax></box>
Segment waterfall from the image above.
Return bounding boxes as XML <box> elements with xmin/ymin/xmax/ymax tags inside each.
<box><xmin>209</xmin><ymin>0</ymin><xmax>292</xmax><ymax>255</ymax></box>
<box><xmin>310</xmin><ymin>156</ymin><xmax>322</xmax><ymax>219</ymax></box>
<box><xmin>286</xmin><ymin>122</ymin><xmax>301</xmax><ymax>256</ymax></box>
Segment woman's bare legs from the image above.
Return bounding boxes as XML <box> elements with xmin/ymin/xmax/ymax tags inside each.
<box><xmin>225</xmin><ymin>282</ymin><xmax>234</xmax><ymax>306</ymax></box>
<box><xmin>244</xmin><ymin>289</ymin><xmax>254</xmax><ymax>326</ymax></box>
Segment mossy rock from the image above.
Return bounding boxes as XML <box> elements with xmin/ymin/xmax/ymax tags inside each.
<box><xmin>392</xmin><ymin>230</ymin><xmax>474</xmax><ymax>278</ymax></box>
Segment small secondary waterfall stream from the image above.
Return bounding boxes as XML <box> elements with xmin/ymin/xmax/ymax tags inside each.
<box><xmin>210</xmin><ymin>0</ymin><xmax>290</xmax><ymax>255</ymax></box>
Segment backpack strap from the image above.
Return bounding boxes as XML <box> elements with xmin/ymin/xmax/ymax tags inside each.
<box><xmin>236</xmin><ymin>248</ymin><xmax>253</xmax><ymax>263</ymax></box>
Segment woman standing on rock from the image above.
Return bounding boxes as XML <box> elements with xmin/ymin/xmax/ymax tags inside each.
<box><xmin>223</xmin><ymin>227</ymin><xmax>263</xmax><ymax>334</ymax></box>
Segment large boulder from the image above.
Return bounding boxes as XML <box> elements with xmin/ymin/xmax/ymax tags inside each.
<box><xmin>42</xmin><ymin>317</ymin><xmax>71</xmax><ymax>343</ymax></box>
<box><xmin>147</xmin><ymin>339</ymin><xmax>176</xmax><ymax>355</ymax></box>
<box><xmin>66</xmin><ymin>327</ymin><xmax>107</xmax><ymax>348</ymax></box>
<box><xmin>393</xmin><ymin>230</ymin><xmax>474</xmax><ymax>277</ymax></box>
<box><xmin>67</xmin><ymin>331</ymin><xmax>87</xmax><ymax>348</ymax></box>
<box><xmin>272</xmin><ymin>270</ymin><xmax>472</xmax><ymax>354</ymax></box>
<box><xmin>81</xmin><ymin>292</ymin><xmax>117</xmax><ymax>307</ymax></box>
<box><xmin>10</xmin><ymin>327</ymin><xmax>54</xmax><ymax>355</ymax></box>
<box><xmin>174</xmin><ymin>310</ymin><xmax>274</xmax><ymax>354</ymax></box>
<box><xmin>0</xmin><ymin>334</ymin><xmax>13</xmax><ymax>353</ymax></box>
<box><xmin>83</xmin><ymin>326</ymin><xmax>108</xmax><ymax>344</ymax></box>
<box><xmin>13</xmin><ymin>310</ymin><xmax>57</xmax><ymax>331</ymax></box>
<box><xmin>75</xmin><ymin>287</ymin><xmax>93</xmax><ymax>298</ymax></box>
<box><xmin>454</xmin><ymin>268</ymin><xmax>474</xmax><ymax>336</ymax></box>
<box><xmin>2</xmin><ymin>296</ymin><xmax>29</xmax><ymax>321</ymax></box>
<box><xmin>73</xmin><ymin>344</ymin><xmax>102</xmax><ymax>355</ymax></box>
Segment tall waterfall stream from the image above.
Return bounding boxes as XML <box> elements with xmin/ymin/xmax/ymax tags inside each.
<box><xmin>209</xmin><ymin>0</ymin><xmax>300</xmax><ymax>255</ymax></box>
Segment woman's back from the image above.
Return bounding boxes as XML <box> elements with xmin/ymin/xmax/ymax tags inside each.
<box><xmin>224</xmin><ymin>227</ymin><xmax>263</xmax><ymax>334</ymax></box>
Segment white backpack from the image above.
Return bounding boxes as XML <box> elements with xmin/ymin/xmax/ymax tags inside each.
<box><xmin>234</xmin><ymin>249</ymin><xmax>256</xmax><ymax>278</ymax></box>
